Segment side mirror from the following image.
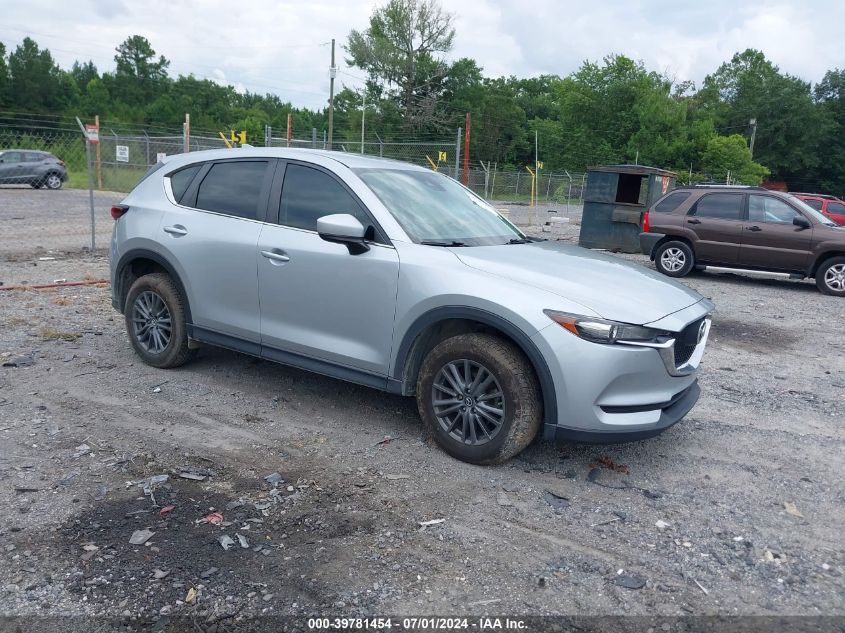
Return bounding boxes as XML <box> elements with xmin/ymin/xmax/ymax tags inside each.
<box><xmin>317</xmin><ymin>214</ymin><xmax>370</xmax><ymax>255</ymax></box>
<box><xmin>793</xmin><ymin>216</ymin><xmax>811</xmax><ymax>229</ymax></box>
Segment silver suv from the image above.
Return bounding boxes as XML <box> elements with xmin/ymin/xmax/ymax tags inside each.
<box><xmin>110</xmin><ymin>149</ymin><xmax>713</xmax><ymax>464</ymax></box>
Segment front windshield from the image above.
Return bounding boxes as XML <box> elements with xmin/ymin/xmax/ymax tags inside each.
<box><xmin>788</xmin><ymin>195</ymin><xmax>836</xmax><ymax>225</ymax></box>
<box><xmin>355</xmin><ymin>168</ymin><xmax>525</xmax><ymax>245</ymax></box>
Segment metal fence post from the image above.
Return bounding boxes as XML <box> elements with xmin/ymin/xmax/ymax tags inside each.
<box><xmin>454</xmin><ymin>128</ymin><xmax>462</xmax><ymax>180</ymax></box>
<box><xmin>515</xmin><ymin>171</ymin><xmax>520</xmax><ymax>196</ymax></box>
<box><xmin>312</xmin><ymin>127</ymin><xmax>317</xmax><ymax>149</ymax></box>
<box><xmin>75</xmin><ymin>117</ymin><xmax>96</xmax><ymax>251</ymax></box>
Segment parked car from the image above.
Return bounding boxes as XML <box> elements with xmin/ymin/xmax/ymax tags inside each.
<box><xmin>791</xmin><ymin>192</ymin><xmax>845</xmax><ymax>226</ymax></box>
<box><xmin>640</xmin><ymin>185</ymin><xmax>845</xmax><ymax>296</ymax></box>
<box><xmin>0</xmin><ymin>150</ymin><xmax>68</xmax><ymax>189</ymax></box>
<box><xmin>110</xmin><ymin>148</ymin><xmax>714</xmax><ymax>464</ymax></box>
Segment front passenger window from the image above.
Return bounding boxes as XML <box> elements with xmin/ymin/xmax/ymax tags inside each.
<box><xmin>749</xmin><ymin>195</ymin><xmax>801</xmax><ymax>224</ymax></box>
<box><xmin>279</xmin><ymin>164</ymin><xmax>369</xmax><ymax>232</ymax></box>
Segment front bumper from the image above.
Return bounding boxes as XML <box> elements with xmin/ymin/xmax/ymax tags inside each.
<box><xmin>532</xmin><ymin>302</ymin><xmax>711</xmax><ymax>443</ymax></box>
<box><xmin>639</xmin><ymin>232</ymin><xmax>664</xmax><ymax>259</ymax></box>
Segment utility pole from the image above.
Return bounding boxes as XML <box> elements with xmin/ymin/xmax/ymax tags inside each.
<box><xmin>327</xmin><ymin>38</ymin><xmax>336</xmax><ymax>149</ymax></box>
<box><xmin>361</xmin><ymin>90</ymin><xmax>366</xmax><ymax>154</ymax></box>
<box><xmin>749</xmin><ymin>118</ymin><xmax>757</xmax><ymax>158</ymax></box>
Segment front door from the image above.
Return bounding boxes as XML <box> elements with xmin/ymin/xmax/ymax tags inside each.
<box><xmin>257</xmin><ymin>162</ymin><xmax>400</xmax><ymax>376</ymax></box>
<box><xmin>0</xmin><ymin>151</ymin><xmax>25</xmax><ymax>183</ymax></box>
<box><xmin>739</xmin><ymin>194</ymin><xmax>812</xmax><ymax>272</ymax></box>
<box><xmin>685</xmin><ymin>192</ymin><xmax>745</xmax><ymax>264</ymax></box>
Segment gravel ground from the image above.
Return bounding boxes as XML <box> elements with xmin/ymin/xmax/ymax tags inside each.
<box><xmin>0</xmin><ymin>186</ymin><xmax>122</xmax><ymax>258</ymax></box>
<box><xmin>0</xmin><ymin>192</ymin><xmax>843</xmax><ymax>631</ymax></box>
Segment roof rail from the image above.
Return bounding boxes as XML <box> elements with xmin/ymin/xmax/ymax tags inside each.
<box><xmin>685</xmin><ymin>184</ymin><xmax>766</xmax><ymax>190</ymax></box>
<box><xmin>788</xmin><ymin>192</ymin><xmax>837</xmax><ymax>199</ymax></box>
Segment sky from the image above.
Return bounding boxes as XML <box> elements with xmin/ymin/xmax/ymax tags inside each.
<box><xmin>0</xmin><ymin>0</ymin><xmax>842</xmax><ymax>111</ymax></box>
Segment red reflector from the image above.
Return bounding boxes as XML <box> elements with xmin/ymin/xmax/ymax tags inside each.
<box><xmin>642</xmin><ymin>210</ymin><xmax>650</xmax><ymax>233</ymax></box>
<box><xmin>111</xmin><ymin>205</ymin><xmax>129</xmax><ymax>220</ymax></box>
<box><xmin>58</xmin><ymin>160</ymin><xmax>65</xmax><ymax>166</ymax></box>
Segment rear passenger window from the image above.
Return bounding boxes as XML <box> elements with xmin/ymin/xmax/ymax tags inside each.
<box><xmin>691</xmin><ymin>193</ymin><xmax>743</xmax><ymax>220</ymax></box>
<box><xmin>279</xmin><ymin>164</ymin><xmax>368</xmax><ymax>231</ymax></box>
<box><xmin>169</xmin><ymin>165</ymin><xmax>202</xmax><ymax>203</ymax></box>
<box><xmin>195</xmin><ymin>161</ymin><xmax>268</xmax><ymax>220</ymax></box>
<box><xmin>654</xmin><ymin>191</ymin><xmax>691</xmax><ymax>212</ymax></box>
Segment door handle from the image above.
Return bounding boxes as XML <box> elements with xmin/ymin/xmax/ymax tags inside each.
<box><xmin>163</xmin><ymin>225</ymin><xmax>188</xmax><ymax>236</ymax></box>
<box><xmin>745</xmin><ymin>225</ymin><xmax>762</xmax><ymax>232</ymax></box>
<box><xmin>687</xmin><ymin>218</ymin><xmax>701</xmax><ymax>224</ymax></box>
<box><xmin>261</xmin><ymin>250</ymin><xmax>290</xmax><ymax>263</ymax></box>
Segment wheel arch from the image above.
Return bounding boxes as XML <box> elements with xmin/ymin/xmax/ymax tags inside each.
<box><xmin>810</xmin><ymin>251</ymin><xmax>845</xmax><ymax>278</ymax></box>
<box><xmin>391</xmin><ymin>307</ymin><xmax>556</xmax><ymax>429</ymax></box>
<box><xmin>114</xmin><ymin>249</ymin><xmax>192</xmax><ymax>325</ymax></box>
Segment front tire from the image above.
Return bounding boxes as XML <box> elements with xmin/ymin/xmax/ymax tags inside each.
<box><xmin>44</xmin><ymin>173</ymin><xmax>63</xmax><ymax>190</ymax></box>
<box><xmin>816</xmin><ymin>257</ymin><xmax>845</xmax><ymax>296</ymax></box>
<box><xmin>655</xmin><ymin>240</ymin><xmax>695</xmax><ymax>277</ymax></box>
<box><xmin>124</xmin><ymin>273</ymin><xmax>196</xmax><ymax>368</ymax></box>
<box><xmin>416</xmin><ymin>333</ymin><xmax>541</xmax><ymax>464</ymax></box>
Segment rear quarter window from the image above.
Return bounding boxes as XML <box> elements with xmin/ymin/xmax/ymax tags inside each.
<box><xmin>654</xmin><ymin>191</ymin><xmax>691</xmax><ymax>212</ymax></box>
<box><xmin>168</xmin><ymin>164</ymin><xmax>202</xmax><ymax>203</ymax></box>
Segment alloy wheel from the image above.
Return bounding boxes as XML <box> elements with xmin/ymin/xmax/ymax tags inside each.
<box><xmin>824</xmin><ymin>263</ymin><xmax>845</xmax><ymax>292</ymax></box>
<box><xmin>661</xmin><ymin>247</ymin><xmax>686</xmax><ymax>272</ymax></box>
<box><xmin>431</xmin><ymin>359</ymin><xmax>506</xmax><ymax>445</ymax></box>
<box><xmin>131</xmin><ymin>291</ymin><xmax>172</xmax><ymax>354</ymax></box>
<box><xmin>46</xmin><ymin>174</ymin><xmax>61</xmax><ymax>189</ymax></box>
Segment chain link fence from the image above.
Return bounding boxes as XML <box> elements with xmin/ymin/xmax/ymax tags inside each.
<box><xmin>0</xmin><ymin>112</ymin><xmax>601</xmax><ymax>259</ymax></box>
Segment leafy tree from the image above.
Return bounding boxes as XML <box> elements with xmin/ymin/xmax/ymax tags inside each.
<box><xmin>700</xmin><ymin>134</ymin><xmax>769</xmax><ymax>184</ymax></box>
<box><xmin>0</xmin><ymin>43</ymin><xmax>9</xmax><ymax>108</ymax></box>
<box><xmin>813</xmin><ymin>69</ymin><xmax>845</xmax><ymax>194</ymax></box>
<box><xmin>346</xmin><ymin>0</ymin><xmax>455</xmax><ymax>128</ymax></box>
<box><xmin>7</xmin><ymin>37</ymin><xmax>70</xmax><ymax>112</ymax></box>
<box><xmin>699</xmin><ymin>49</ymin><xmax>825</xmax><ymax>182</ymax></box>
<box><xmin>71</xmin><ymin>60</ymin><xmax>99</xmax><ymax>91</ymax></box>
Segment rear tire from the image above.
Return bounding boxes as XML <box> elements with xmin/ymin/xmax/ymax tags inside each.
<box><xmin>816</xmin><ymin>257</ymin><xmax>845</xmax><ymax>296</ymax></box>
<box><xmin>655</xmin><ymin>240</ymin><xmax>695</xmax><ymax>277</ymax></box>
<box><xmin>416</xmin><ymin>333</ymin><xmax>541</xmax><ymax>464</ymax></box>
<box><xmin>124</xmin><ymin>273</ymin><xmax>196</xmax><ymax>368</ymax></box>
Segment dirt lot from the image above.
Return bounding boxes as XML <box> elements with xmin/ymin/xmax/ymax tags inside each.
<box><xmin>0</xmin><ymin>190</ymin><xmax>844</xmax><ymax>631</ymax></box>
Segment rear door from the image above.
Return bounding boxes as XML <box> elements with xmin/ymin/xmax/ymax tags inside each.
<box><xmin>257</xmin><ymin>161</ymin><xmax>400</xmax><ymax>376</ymax></box>
<box><xmin>739</xmin><ymin>194</ymin><xmax>812</xmax><ymax>272</ymax></box>
<box><xmin>159</xmin><ymin>159</ymin><xmax>274</xmax><ymax>345</ymax></box>
<box><xmin>685</xmin><ymin>192</ymin><xmax>745</xmax><ymax>264</ymax></box>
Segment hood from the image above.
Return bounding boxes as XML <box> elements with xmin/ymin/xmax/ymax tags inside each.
<box><xmin>454</xmin><ymin>241</ymin><xmax>704</xmax><ymax>325</ymax></box>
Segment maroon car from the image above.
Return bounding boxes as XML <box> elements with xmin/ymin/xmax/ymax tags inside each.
<box><xmin>640</xmin><ymin>185</ymin><xmax>845</xmax><ymax>296</ymax></box>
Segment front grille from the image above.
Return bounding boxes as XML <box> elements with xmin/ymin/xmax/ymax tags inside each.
<box><xmin>674</xmin><ymin>318</ymin><xmax>705</xmax><ymax>366</ymax></box>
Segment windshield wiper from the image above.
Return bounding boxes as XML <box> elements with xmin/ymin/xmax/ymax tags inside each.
<box><xmin>420</xmin><ymin>240</ymin><xmax>467</xmax><ymax>247</ymax></box>
<box><xmin>506</xmin><ymin>237</ymin><xmax>532</xmax><ymax>244</ymax></box>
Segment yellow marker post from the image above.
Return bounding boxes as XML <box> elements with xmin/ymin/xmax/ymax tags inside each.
<box><xmin>425</xmin><ymin>155</ymin><xmax>439</xmax><ymax>171</ymax></box>
<box><xmin>218</xmin><ymin>132</ymin><xmax>233</xmax><ymax>149</ymax></box>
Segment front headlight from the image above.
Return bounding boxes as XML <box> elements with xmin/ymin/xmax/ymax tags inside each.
<box><xmin>543</xmin><ymin>310</ymin><xmax>670</xmax><ymax>345</ymax></box>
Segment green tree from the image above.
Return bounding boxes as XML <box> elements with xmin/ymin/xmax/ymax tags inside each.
<box><xmin>0</xmin><ymin>42</ymin><xmax>9</xmax><ymax>108</ymax></box>
<box><xmin>813</xmin><ymin>69</ymin><xmax>845</xmax><ymax>194</ymax></box>
<box><xmin>7</xmin><ymin>37</ymin><xmax>72</xmax><ymax>111</ymax></box>
<box><xmin>700</xmin><ymin>134</ymin><xmax>769</xmax><ymax>184</ymax></box>
<box><xmin>71</xmin><ymin>60</ymin><xmax>99</xmax><ymax>91</ymax></box>
<box><xmin>346</xmin><ymin>0</ymin><xmax>455</xmax><ymax>128</ymax></box>
<box><xmin>698</xmin><ymin>49</ymin><xmax>823</xmax><ymax>182</ymax></box>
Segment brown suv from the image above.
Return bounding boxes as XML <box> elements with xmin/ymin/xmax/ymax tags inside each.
<box><xmin>639</xmin><ymin>185</ymin><xmax>845</xmax><ymax>296</ymax></box>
